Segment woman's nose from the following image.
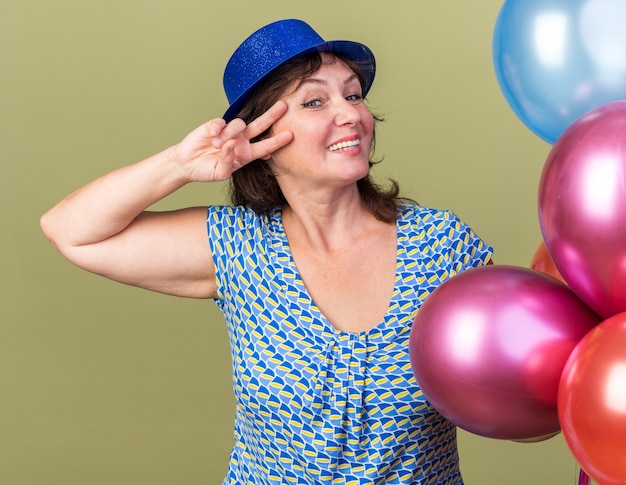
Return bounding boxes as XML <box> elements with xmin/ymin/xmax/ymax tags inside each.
<box><xmin>334</xmin><ymin>98</ymin><xmax>362</xmax><ymax>125</ymax></box>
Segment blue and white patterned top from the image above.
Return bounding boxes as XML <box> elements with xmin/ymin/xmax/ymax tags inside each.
<box><xmin>207</xmin><ymin>201</ymin><xmax>493</xmax><ymax>485</ymax></box>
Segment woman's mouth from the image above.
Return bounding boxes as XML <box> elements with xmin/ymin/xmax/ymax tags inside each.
<box><xmin>327</xmin><ymin>138</ymin><xmax>361</xmax><ymax>152</ymax></box>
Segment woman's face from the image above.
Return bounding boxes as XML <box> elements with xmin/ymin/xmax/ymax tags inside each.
<box><xmin>268</xmin><ymin>54</ymin><xmax>375</xmax><ymax>194</ymax></box>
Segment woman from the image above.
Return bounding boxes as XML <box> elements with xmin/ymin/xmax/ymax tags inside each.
<box><xmin>41</xmin><ymin>19</ymin><xmax>493</xmax><ymax>484</ymax></box>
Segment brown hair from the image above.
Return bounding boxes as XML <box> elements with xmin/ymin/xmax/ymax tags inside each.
<box><xmin>229</xmin><ymin>52</ymin><xmax>401</xmax><ymax>223</ymax></box>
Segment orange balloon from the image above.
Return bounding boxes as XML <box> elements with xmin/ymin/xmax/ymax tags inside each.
<box><xmin>530</xmin><ymin>241</ymin><xmax>566</xmax><ymax>283</ymax></box>
<box><xmin>559</xmin><ymin>313</ymin><xmax>626</xmax><ymax>485</ymax></box>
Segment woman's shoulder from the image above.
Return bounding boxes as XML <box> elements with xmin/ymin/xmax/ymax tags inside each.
<box><xmin>207</xmin><ymin>205</ymin><xmax>283</xmax><ymax>248</ymax></box>
<box><xmin>207</xmin><ymin>205</ymin><xmax>279</xmax><ymax>225</ymax></box>
<box><xmin>396</xmin><ymin>199</ymin><xmax>460</xmax><ymax>225</ymax></box>
<box><xmin>396</xmin><ymin>200</ymin><xmax>493</xmax><ymax>264</ymax></box>
<box><xmin>396</xmin><ymin>199</ymin><xmax>485</xmax><ymax>245</ymax></box>
<box><xmin>208</xmin><ymin>204</ymin><xmax>255</xmax><ymax>220</ymax></box>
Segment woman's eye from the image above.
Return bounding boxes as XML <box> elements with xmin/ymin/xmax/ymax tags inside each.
<box><xmin>302</xmin><ymin>99</ymin><xmax>322</xmax><ymax>108</ymax></box>
<box><xmin>346</xmin><ymin>94</ymin><xmax>363</xmax><ymax>103</ymax></box>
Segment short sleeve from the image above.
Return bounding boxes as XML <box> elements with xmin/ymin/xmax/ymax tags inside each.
<box><xmin>443</xmin><ymin>211</ymin><xmax>493</xmax><ymax>275</ymax></box>
<box><xmin>206</xmin><ymin>205</ymin><xmax>265</xmax><ymax>308</ymax></box>
<box><xmin>398</xmin><ymin>202</ymin><xmax>493</xmax><ymax>282</ymax></box>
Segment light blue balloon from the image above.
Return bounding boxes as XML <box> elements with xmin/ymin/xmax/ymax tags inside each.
<box><xmin>493</xmin><ymin>0</ymin><xmax>626</xmax><ymax>144</ymax></box>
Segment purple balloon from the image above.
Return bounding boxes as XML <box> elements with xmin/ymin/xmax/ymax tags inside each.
<box><xmin>539</xmin><ymin>100</ymin><xmax>626</xmax><ymax>318</ymax></box>
<box><xmin>410</xmin><ymin>265</ymin><xmax>600</xmax><ymax>440</ymax></box>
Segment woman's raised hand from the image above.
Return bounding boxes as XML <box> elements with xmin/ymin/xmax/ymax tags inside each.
<box><xmin>172</xmin><ymin>100</ymin><xmax>293</xmax><ymax>183</ymax></box>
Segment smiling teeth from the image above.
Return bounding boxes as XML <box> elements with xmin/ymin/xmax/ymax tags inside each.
<box><xmin>327</xmin><ymin>139</ymin><xmax>360</xmax><ymax>152</ymax></box>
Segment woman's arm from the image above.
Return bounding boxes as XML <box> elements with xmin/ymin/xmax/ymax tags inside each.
<box><xmin>40</xmin><ymin>101</ymin><xmax>292</xmax><ymax>298</ymax></box>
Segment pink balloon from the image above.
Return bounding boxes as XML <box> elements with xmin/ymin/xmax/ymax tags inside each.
<box><xmin>410</xmin><ymin>265</ymin><xmax>600</xmax><ymax>440</ymax></box>
<box><xmin>539</xmin><ymin>100</ymin><xmax>626</xmax><ymax>318</ymax></box>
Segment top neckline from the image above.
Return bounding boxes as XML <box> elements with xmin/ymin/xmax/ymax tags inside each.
<box><xmin>267</xmin><ymin>206</ymin><xmax>408</xmax><ymax>343</ymax></box>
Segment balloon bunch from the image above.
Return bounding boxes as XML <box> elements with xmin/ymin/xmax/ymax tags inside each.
<box><xmin>410</xmin><ymin>1</ymin><xmax>626</xmax><ymax>484</ymax></box>
<box><xmin>534</xmin><ymin>101</ymin><xmax>626</xmax><ymax>485</ymax></box>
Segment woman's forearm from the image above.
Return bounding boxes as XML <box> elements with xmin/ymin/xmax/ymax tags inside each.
<box><xmin>41</xmin><ymin>103</ymin><xmax>292</xmax><ymax>252</ymax></box>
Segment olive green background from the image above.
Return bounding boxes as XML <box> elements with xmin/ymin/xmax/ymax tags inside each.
<box><xmin>3</xmin><ymin>0</ymin><xmax>579</xmax><ymax>483</ymax></box>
